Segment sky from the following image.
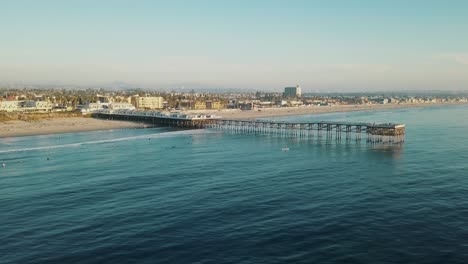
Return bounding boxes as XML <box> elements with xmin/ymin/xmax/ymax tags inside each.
<box><xmin>1</xmin><ymin>0</ymin><xmax>468</xmax><ymax>91</ymax></box>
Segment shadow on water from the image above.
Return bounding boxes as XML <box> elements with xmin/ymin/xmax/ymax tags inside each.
<box><xmin>223</xmin><ymin>131</ymin><xmax>403</xmax><ymax>151</ymax></box>
<box><xmin>369</xmin><ymin>144</ymin><xmax>404</xmax><ymax>160</ymax></box>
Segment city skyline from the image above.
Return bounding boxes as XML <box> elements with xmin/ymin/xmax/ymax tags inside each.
<box><xmin>2</xmin><ymin>0</ymin><xmax>468</xmax><ymax>91</ymax></box>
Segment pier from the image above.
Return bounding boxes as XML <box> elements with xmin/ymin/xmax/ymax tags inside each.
<box><xmin>92</xmin><ymin>110</ymin><xmax>405</xmax><ymax>144</ymax></box>
<box><xmin>207</xmin><ymin>120</ymin><xmax>405</xmax><ymax>144</ymax></box>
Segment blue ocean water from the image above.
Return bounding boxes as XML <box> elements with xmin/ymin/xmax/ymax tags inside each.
<box><xmin>1</xmin><ymin>105</ymin><xmax>468</xmax><ymax>264</ymax></box>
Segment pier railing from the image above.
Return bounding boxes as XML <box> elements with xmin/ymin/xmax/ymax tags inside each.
<box><xmin>92</xmin><ymin>110</ymin><xmax>405</xmax><ymax>144</ymax></box>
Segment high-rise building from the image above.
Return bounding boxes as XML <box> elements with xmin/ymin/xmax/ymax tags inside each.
<box><xmin>283</xmin><ymin>85</ymin><xmax>302</xmax><ymax>97</ymax></box>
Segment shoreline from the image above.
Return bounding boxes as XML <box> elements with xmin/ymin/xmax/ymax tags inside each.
<box><xmin>0</xmin><ymin>117</ymin><xmax>149</xmax><ymax>139</ymax></box>
<box><xmin>0</xmin><ymin>102</ymin><xmax>465</xmax><ymax>138</ymax></box>
<box><xmin>211</xmin><ymin>102</ymin><xmax>468</xmax><ymax>120</ymax></box>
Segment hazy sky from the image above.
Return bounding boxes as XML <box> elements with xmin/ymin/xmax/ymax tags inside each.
<box><xmin>1</xmin><ymin>0</ymin><xmax>468</xmax><ymax>91</ymax></box>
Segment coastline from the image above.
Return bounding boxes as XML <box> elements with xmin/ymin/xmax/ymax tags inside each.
<box><xmin>0</xmin><ymin>102</ymin><xmax>465</xmax><ymax>138</ymax></box>
<box><xmin>0</xmin><ymin>117</ymin><xmax>149</xmax><ymax>138</ymax></box>
<box><xmin>207</xmin><ymin>102</ymin><xmax>468</xmax><ymax>120</ymax></box>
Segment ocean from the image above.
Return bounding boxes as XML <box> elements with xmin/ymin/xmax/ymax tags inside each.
<box><xmin>1</xmin><ymin>105</ymin><xmax>468</xmax><ymax>264</ymax></box>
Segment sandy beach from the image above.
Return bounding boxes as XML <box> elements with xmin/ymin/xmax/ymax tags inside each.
<box><xmin>191</xmin><ymin>102</ymin><xmax>467</xmax><ymax>120</ymax></box>
<box><xmin>0</xmin><ymin>117</ymin><xmax>149</xmax><ymax>138</ymax></box>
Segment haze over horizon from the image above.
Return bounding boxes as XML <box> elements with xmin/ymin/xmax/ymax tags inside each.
<box><xmin>1</xmin><ymin>0</ymin><xmax>468</xmax><ymax>91</ymax></box>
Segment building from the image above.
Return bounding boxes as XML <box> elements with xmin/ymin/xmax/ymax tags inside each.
<box><xmin>205</xmin><ymin>101</ymin><xmax>224</xmax><ymax>110</ymax></box>
<box><xmin>289</xmin><ymin>100</ymin><xmax>303</xmax><ymax>107</ymax></box>
<box><xmin>77</xmin><ymin>103</ymin><xmax>104</xmax><ymax>113</ymax></box>
<box><xmin>0</xmin><ymin>101</ymin><xmax>21</xmax><ymax>112</ymax></box>
<box><xmin>96</xmin><ymin>94</ymin><xmax>112</xmax><ymax>104</ymax></box>
<box><xmin>238</xmin><ymin>102</ymin><xmax>253</xmax><ymax>110</ymax></box>
<box><xmin>132</xmin><ymin>96</ymin><xmax>164</xmax><ymax>109</ymax></box>
<box><xmin>194</xmin><ymin>101</ymin><xmax>206</xmax><ymax>110</ymax></box>
<box><xmin>23</xmin><ymin>100</ymin><xmax>52</xmax><ymax>112</ymax></box>
<box><xmin>178</xmin><ymin>99</ymin><xmax>192</xmax><ymax>110</ymax></box>
<box><xmin>283</xmin><ymin>85</ymin><xmax>302</xmax><ymax>97</ymax></box>
<box><xmin>258</xmin><ymin>101</ymin><xmax>274</xmax><ymax>108</ymax></box>
<box><xmin>109</xmin><ymin>102</ymin><xmax>135</xmax><ymax>110</ymax></box>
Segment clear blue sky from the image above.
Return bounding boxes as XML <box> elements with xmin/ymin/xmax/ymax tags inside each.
<box><xmin>1</xmin><ymin>0</ymin><xmax>468</xmax><ymax>91</ymax></box>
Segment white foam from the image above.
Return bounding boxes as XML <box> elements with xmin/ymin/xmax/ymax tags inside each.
<box><xmin>0</xmin><ymin>129</ymin><xmax>216</xmax><ymax>154</ymax></box>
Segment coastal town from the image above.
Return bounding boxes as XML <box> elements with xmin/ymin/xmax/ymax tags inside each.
<box><xmin>1</xmin><ymin>85</ymin><xmax>467</xmax><ymax>114</ymax></box>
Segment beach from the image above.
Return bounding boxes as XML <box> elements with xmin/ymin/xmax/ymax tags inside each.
<box><xmin>0</xmin><ymin>117</ymin><xmax>148</xmax><ymax>138</ymax></box>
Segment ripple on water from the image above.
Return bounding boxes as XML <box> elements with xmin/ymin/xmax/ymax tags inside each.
<box><xmin>1</xmin><ymin>105</ymin><xmax>468</xmax><ymax>263</ymax></box>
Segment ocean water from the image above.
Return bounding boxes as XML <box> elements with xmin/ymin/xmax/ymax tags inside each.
<box><xmin>1</xmin><ymin>105</ymin><xmax>468</xmax><ymax>264</ymax></box>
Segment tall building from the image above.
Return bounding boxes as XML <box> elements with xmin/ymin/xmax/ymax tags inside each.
<box><xmin>283</xmin><ymin>85</ymin><xmax>302</xmax><ymax>97</ymax></box>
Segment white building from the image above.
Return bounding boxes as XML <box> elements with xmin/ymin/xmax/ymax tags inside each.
<box><xmin>23</xmin><ymin>100</ymin><xmax>53</xmax><ymax>112</ymax></box>
<box><xmin>109</xmin><ymin>102</ymin><xmax>136</xmax><ymax>110</ymax></box>
<box><xmin>0</xmin><ymin>101</ymin><xmax>21</xmax><ymax>112</ymax></box>
<box><xmin>77</xmin><ymin>103</ymin><xmax>105</xmax><ymax>113</ymax></box>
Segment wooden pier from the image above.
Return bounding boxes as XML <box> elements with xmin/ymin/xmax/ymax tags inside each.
<box><xmin>92</xmin><ymin>110</ymin><xmax>405</xmax><ymax>144</ymax></box>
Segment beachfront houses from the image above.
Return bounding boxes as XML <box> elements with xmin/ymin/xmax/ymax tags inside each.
<box><xmin>23</xmin><ymin>100</ymin><xmax>53</xmax><ymax>112</ymax></box>
<box><xmin>77</xmin><ymin>103</ymin><xmax>104</xmax><ymax>113</ymax></box>
<box><xmin>0</xmin><ymin>101</ymin><xmax>21</xmax><ymax>112</ymax></box>
<box><xmin>0</xmin><ymin>100</ymin><xmax>52</xmax><ymax>112</ymax></box>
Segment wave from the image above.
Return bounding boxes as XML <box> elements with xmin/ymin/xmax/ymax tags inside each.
<box><xmin>0</xmin><ymin>129</ymin><xmax>216</xmax><ymax>154</ymax></box>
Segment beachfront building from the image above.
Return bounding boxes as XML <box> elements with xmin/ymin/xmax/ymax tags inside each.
<box><xmin>23</xmin><ymin>100</ymin><xmax>53</xmax><ymax>112</ymax></box>
<box><xmin>238</xmin><ymin>101</ymin><xmax>254</xmax><ymax>110</ymax></box>
<box><xmin>289</xmin><ymin>100</ymin><xmax>304</xmax><ymax>107</ymax></box>
<box><xmin>178</xmin><ymin>99</ymin><xmax>192</xmax><ymax>110</ymax></box>
<box><xmin>257</xmin><ymin>101</ymin><xmax>275</xmax><ymax>108</ymax></box>
<box><xmin>109</xmin><ymin>102</ymin><xmax>136</xmax><ymax>110</ymax></box>
<box><xmin>0</xmin><ymin>101</ymin><xmax>21</xmax><ymax>112</ymax></box>
<box><xmin>96</xmin><ymin>94</ymin><xmax>112</xmax><ymax>104</ymax></box>
<box><xmin>194</xmin><ymin>101</ymin><xmax>206</xmax><ymax>110</ymax></box>
<box><xmin>205</xmin><ymin>101</ymin><xmax>224</xmax><ymax>110</ymax></box>
<box><xmin>283</xmin><ymin>85</ymin><xmax>302</xmax><ymax>97</ymax></box>
<box><xmin>131</xmin><ymin>96</ymin><xmax>164</xmax><ymax>109</ymax></box>
<box><xmin>77</xmin><ymin>103</ymin><xmax>105</xmax><ymax>113</ymax></box>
